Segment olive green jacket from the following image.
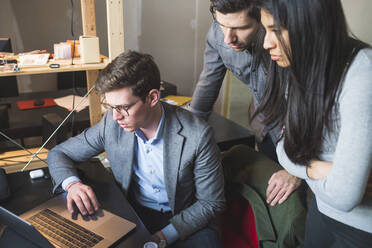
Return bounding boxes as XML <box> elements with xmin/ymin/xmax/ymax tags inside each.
<box><xmin>222</xmin><ymin>145</ymin><xmax>306</xmax><ymax>248</ymax></box>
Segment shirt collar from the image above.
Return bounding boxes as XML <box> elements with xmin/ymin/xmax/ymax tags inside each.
<box><xmin>135</xmin><ymin>104</ymin><xmax>165</xmax><ymax>144</ymax></box>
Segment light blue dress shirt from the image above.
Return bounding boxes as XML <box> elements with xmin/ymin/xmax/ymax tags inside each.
<box><xmin>62</xmin><ymin>106</ymin><xmax>179</xmax><ymax>244</ymax></box>
<box><xmin>131</xmin><ymin>108</ymin><xmax>170</xmax><ymax>212</ymax></box>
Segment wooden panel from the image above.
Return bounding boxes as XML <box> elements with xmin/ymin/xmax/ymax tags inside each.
<box><xmin>0</xmin><ymin>148</ymin><xmax>49</xmax><ymax>174</ymax></box>
<box><xmin>81</xmin><ymin>0</ymin><xmax>102</xmax><ymax>126</ymax></box>
<box><xmin>81</xmin><ymin>0</ymin><xmax>97</xmax><ymax>36</ymax></box>
<box><xmin>86</xmin><ymin>70</ymin><xmax>102</xmax><ymax>125</ymax></box>
<box><xmin>106</xmin><ymin>0</ymin><xmax>125</xmax><ymax>60</ymax></box>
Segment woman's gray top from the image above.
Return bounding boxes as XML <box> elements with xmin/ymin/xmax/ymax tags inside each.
<box><xmin>277</xmin><ymin>48</ymin><xmax>372</xmax><ymax>233</ymax></box>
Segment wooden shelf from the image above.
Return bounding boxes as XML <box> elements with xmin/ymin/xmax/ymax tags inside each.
<box><xmin>0</xmin><ymin>57</ymin><xmax>109</xmax><ymax>77</ymax></box>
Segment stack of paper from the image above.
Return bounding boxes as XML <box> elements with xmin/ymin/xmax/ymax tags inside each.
<box><xmin>54</xmin><ymin>95</ymin><xmax>89</xmax><ymax>112</ymax></box>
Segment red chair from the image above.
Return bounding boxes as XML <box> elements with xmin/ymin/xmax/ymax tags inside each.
<box><xmin>222</xmin><ymin>192</ymin><xmax>259</xmax><ymax>248</ymax></box>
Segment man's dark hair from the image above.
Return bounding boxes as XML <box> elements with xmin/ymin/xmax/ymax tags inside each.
<box><xmin>95</xmin><ymin>50</ymin><xmax>161</xmax><ymax>102</ymax></box>
<box><xmin>210</xmin><ymin>0</ymin><xmax>260</xmax><ymax>21</ymax></box>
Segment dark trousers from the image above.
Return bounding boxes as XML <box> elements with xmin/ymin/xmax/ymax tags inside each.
<box><xmin>131</xmin><ymin>200</ymin><xmax>223</xmax><ymax>248</ymax></box>
<box><xmin>256</xmin><ymin>135</ymin><xmax>278</xmax><ymax>163</ymax></box>
<box><xmin>131</xmin><ymin>199</ymin><xmax>172</xmax><ymax>233</ymax></box>
<box><xmin>305</xmin><ymin>197</ymin><xmax>372</xmax><ymax>248</ymax></box>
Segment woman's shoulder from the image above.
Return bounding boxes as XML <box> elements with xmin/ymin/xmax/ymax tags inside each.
<box><xmin>354</xmin><ymin>48</ymin><xmax>372</xmax><ymax>64</ymax></box>
<box><xmin>342</xmin><ymin>48</ymin><xmax>372</xmax><ymax>90</ymax></box>
<box><xmin>339</xmin><ymin>47</ymin><xmax>372</xmax><ymax>108</ymax></box>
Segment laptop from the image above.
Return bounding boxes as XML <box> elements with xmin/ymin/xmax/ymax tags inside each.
<box><xmin>0</xmin><ymin>193</ymin><xmax>136</xmax><ymax>248</ymax></box>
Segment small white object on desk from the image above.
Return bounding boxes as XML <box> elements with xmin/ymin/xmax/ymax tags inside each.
<box><xmin>19</xmin><ymin>53</ymin><xmax>50</xmax><ymax>66</ymax></box>
<box><xmin>143</xmin><ymin>241</ymin><xmax>158</xmax><ymax>248</ymax></box>
<box><xmin>29</xmin><ymin>169</ymin><xmax>45</xmax><ymax>179</ymax></box>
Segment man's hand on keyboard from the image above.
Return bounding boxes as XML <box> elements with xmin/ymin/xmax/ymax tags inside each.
<box><xmin>66</xmin><ymin>181</ymin><xmax>101</xmax><ymax>216</ymax></box>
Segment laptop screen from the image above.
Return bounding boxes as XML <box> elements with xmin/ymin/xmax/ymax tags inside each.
<box><xmin>0</xmin><ymin>206</ymin><xmax>53</xmax><ymax>248</ymax></box>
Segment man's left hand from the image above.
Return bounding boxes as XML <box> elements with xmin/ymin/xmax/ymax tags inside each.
<box><xmin>266</xmin><ymin>170</ymin><xmax>301</xmax><ymax>206</ymax></box>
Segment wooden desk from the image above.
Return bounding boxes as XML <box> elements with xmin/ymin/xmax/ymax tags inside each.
<box><xmin>208</xmin><ymin>112</ymin><xmax>254</xmax><ymax>151</ymax></box>
<box><xmin>0</xmin><ymin>159</ymin><xmax>152</xmax><ymax>247</ymax></box>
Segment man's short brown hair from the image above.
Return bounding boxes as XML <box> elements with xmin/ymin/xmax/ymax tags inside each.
<box><xmin>95</xmin><ymin>50</ymin><xmax>161</xmax><ymax>102</ymax></box>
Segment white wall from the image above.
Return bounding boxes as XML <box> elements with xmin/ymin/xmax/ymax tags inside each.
<box><xmin>122</xmin><ymin>0</ymin><xmax>212</xmax><ymax>96</ymax></box>
<box><xmin>137</xmin><ymin>0</ymin><xmax>211</xmax><ymax>96</ymax></box>
<box><xmin>342</xmin><ymin>0</ymin><xmax>372</xmax><ymax>45</ymax></box>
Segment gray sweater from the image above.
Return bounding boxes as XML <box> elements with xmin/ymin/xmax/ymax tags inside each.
<box><xmin>276</xmin><ymin>48</ymin><xmax>372</xmax><ymax>233</ymax></box>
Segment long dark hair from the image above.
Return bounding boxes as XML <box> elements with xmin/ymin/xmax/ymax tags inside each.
<box><xmin>257</xmin><ymin>0</ymin><xmax>369</xmax><ymax>165</ymax></box>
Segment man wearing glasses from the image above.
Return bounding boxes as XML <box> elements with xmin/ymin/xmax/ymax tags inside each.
<box><xmin>48</xmin><ymin>50</ymin><xmax>225</xmax><ymax>247</ymax></box>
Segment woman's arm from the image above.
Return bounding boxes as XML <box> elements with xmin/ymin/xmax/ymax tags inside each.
<box><xmin>276</xmin><ymin>139</ymin><xmax>309</xmax><ymax>179</ymax></box>
<box><xmin>308</xmin><ymin>161</ymin><xmax>372</xmax><ymax>199</ymax></box>
<box><xmin>277</xmin><ymin>50</ymin><xmax>372</xmax><ymax>212</ymax></box>
<box><xmin>306</xmin><ymin>50</ymin><xmax>372</xmax><ymax>211</ymax></box>
<box><xmin>307</xmin><ymin>160</ymin><xmax>332</xmax><ymax>180</ymax></box>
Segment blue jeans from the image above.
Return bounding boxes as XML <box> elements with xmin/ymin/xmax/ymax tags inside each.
<box><xmin>170</xmin><ymin>227</ymin><xmax>223</xmax><ymax>248</ymax></box>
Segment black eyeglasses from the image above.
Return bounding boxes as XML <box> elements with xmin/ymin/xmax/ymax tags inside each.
<box><xmin>101</xmin><ymin>99</ymin><xmax>140</xmax><ymax>116</ymax></box>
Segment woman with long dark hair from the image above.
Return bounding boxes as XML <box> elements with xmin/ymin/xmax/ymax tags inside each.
<box><xmin>257</xmin><ymin>0</ymin><xmax>372</xmax><ymax>247</ymax></box>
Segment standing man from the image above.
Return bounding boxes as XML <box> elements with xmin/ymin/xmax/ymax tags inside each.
<box><xmin>48</xmin><ymin>51</ymin><xmax>225</xmax><ymax>248</ymax></box>
<box><xmin>189</xmin><ymin>0</ymin><xmax>300</xmax><ymax>206</ymax></box>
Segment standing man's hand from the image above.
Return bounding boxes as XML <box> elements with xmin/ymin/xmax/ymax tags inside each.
<box><xmin>266</xmin><ymin>170</ymin><xmax>301</xmax><ymax>206</ymax></box>
<box><xmin>66</xmin><ymin>182</ymin><xmax>100</xmax><ymax>215</ymax></box>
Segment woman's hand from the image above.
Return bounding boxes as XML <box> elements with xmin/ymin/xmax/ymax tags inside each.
<box><xmin>306</xmin><ymin>160</ymin><xmax>333</xmax><ymax>180</ymax></box>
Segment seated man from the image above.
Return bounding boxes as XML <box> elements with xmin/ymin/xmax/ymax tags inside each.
<box><xmin>47</xmin><ymin>51</ymin><xmax>225</xmax><ymax>248</ymax></box>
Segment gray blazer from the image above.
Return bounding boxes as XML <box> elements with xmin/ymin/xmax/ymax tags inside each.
<box><xmin>47</xmin><ymin>103</ymin><xmax>226</xmax><ymax>239</ymax></box>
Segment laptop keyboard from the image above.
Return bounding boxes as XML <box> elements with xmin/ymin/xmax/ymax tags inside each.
<box><xmin>27</xmin><ymin>209</ymin><xmax>104</xmax><ymax>248</ymax></box>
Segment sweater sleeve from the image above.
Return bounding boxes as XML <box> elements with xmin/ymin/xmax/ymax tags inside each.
<box><xmin>276</xmin><ymin>139</ymin><xmax>309</xmax><ymax>179</ymax></box>
<box><xmin>306</xmin><ymin>49</ymin><xmax>372</xmax><ymax>212</ymax></box>
<box><xmin>189</xmin><ymin>22</ymin><xmax>227</xmax><ymax>118</ymax></box>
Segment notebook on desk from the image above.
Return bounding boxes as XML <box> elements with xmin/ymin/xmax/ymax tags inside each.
<box><xmin>0</xmin><ymin>193</ymin><xmax>136</xmax><ymax>248</ymax></box>
<box><xmin>16</xmin><ymin>98</ymin><xmax>57</xmax><ymax>110</ymax></box>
